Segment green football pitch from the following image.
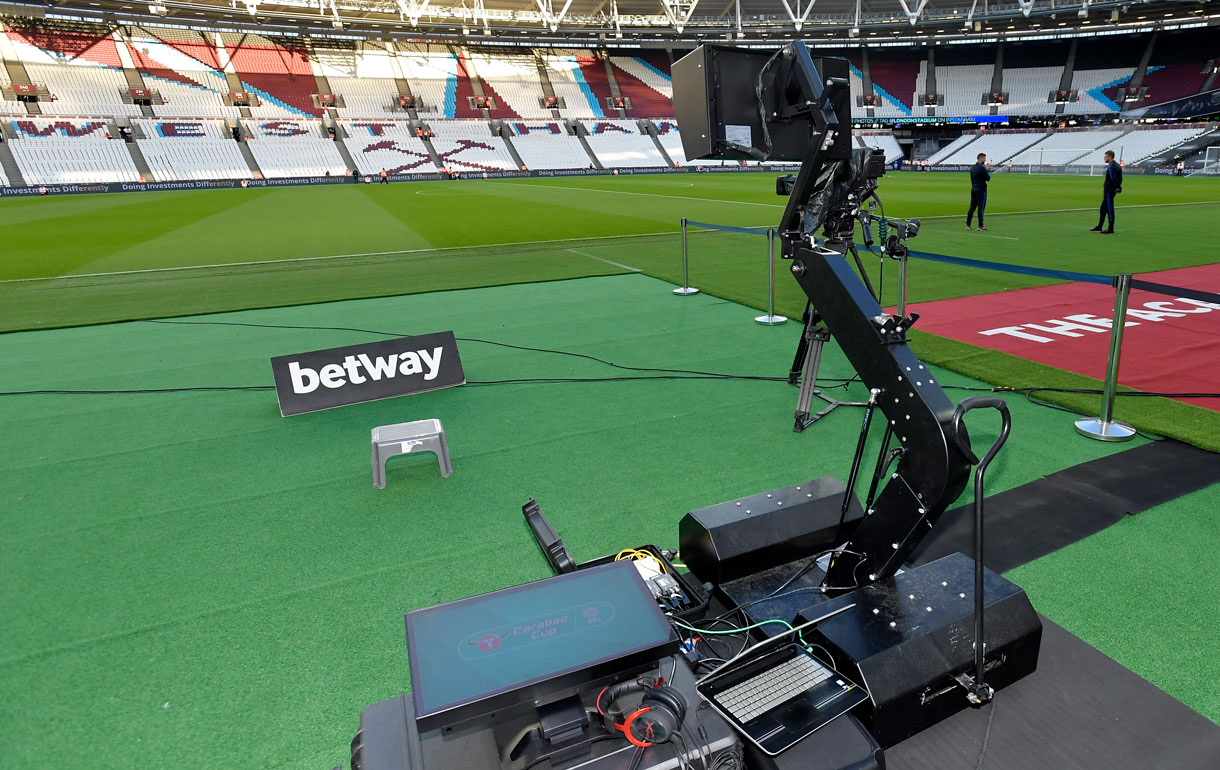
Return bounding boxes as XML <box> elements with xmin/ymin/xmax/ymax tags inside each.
<box><xmin>3</xmin><ymin>171</ymin><xmax>1219</xmax><ymax>448</ymax></box>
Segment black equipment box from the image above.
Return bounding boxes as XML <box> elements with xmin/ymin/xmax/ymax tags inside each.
<box><xmin>796</xmin><ymin>553</ymin><xmax>1042</xmax><ymax>748</ymax></box>
<box><xmin>349</xmin><ymin>656</ymin><xmax>743</xmax><ymax>770</ymax></box>
<box><xmin>678</xmin><ymin>477</ymin><xmax>864</xmax><ymax>587</ymax></box>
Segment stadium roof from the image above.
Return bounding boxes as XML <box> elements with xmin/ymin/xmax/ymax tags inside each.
<box><xmin>14</xmin><ymin>0</ymin><xmax>1220</xmax><ymax>45</ymax></box>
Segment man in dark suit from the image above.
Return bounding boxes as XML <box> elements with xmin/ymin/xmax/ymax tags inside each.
<box><xmin>1091</xmin><ymin>150</ymin><xmax>1123</xmax><ymax>234</ymax></box>
<box><xmin>966</xmin><ymin>153</ymin><xmax>990</xmax><ymax>231</ymax></box>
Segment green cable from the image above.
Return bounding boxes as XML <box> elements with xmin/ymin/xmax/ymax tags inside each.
<box><xmin>671</xmin><ymin>617</ymin><xmax>808</xmax><ymax>647</ymax></box>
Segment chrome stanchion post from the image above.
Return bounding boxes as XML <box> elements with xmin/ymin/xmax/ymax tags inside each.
<box><xmin>898</xmin><ymin>251</ymin><xmax>909</xmax><ymax>319</ymax></box>
<box><xmin>755</xmin><ymin>228</ymin><xmax>788</xmax><ymax>325</ymax></box>
<box><xmin>1075</xmin><ymin>273</ymin><xmax>1136</xmax><ymax>441</ymax></box>
<box><xmin>673</xmin><ymin>217</ymin><xmax>699</xmax><ymax>296</ymax></box>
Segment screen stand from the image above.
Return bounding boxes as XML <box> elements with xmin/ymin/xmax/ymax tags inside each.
<box><xmin>501</xmin><ymin>695</ymin><xmax>596</xmax><ymax>769</ymax></box>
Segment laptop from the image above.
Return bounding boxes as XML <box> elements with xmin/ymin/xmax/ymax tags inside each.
<box><xmin>696</xmin><ymin>641</ymin><xmax>868</xmax><ymax>756</ymax></box>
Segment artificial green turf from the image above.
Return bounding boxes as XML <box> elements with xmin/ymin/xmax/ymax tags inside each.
<box><xmin>2</xmin><ymin>172</ymin><xmax>1218</xmax><ymax>446</ymax></box>
<box><xmin>1007</xmin><ymin>481</ymin><xmax>1220</xmax><ymax>726</ymax></box>
<box><xmin>0</xmin><ymin>274</ymin><xmax>1168</xmax><ymax>770</ymax></box>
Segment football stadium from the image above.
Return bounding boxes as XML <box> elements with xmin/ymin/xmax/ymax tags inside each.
<box><xmin>1</xmin><ymin>1</ymin><xmax>1219</xmax><ymax>769</ymax></box>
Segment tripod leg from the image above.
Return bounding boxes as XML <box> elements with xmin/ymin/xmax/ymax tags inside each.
<box><xmin>793</xmin><ymin>325</ymin><xmax>829</xmax><ymax>432</ymax></box>
<box><xmin>788</xmin><ymin>301</ymin><xmax>814</xmax><ymax>384</ymax></box>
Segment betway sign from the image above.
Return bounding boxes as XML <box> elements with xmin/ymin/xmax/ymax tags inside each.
<box><xmin>270</xmin><ymin>332</ymin><xmax>464</xmax><ymax>416</ymax></box>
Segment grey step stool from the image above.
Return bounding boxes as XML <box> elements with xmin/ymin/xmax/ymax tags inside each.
<box><xmin>371</xmin><ymin>419</ymin><xmax>453</xmax><ymax>489</ymax></box>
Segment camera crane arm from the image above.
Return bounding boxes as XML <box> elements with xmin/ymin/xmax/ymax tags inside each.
<box><xmin>674</xmin><ymin>41</ymin><xmax>973</xmax><ymax>590</ymax></box>
<box><xmin>761</xmin><ymin>44</ymin><xmax>972</xmax><ymax>589</ymax></box>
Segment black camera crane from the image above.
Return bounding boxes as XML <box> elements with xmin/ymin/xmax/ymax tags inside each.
<box><xmin>673</xmin><ymin>42</ymin><xmax>973</xmax><ymax>590</ymax></box>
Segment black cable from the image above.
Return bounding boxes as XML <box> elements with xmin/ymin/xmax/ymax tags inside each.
<box><xmin>145</xmin><ymin>319</ymin><xmax>849</xmax><ymax>385</ymax></box>
<box><xmin>974</xmin><ymin>693</ymin><xmax>998</xmax><ymax>770</ymax></box>
<box><xmin>627</xmin><ymin>745</ymin><xmax>647</xmax><ymax>770</ymax></box>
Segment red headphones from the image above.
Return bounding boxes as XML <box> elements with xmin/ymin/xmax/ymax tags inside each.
<box><xmin>597</xmin><ymin>679</ymin><xmax>687</xmax><ymax>748</ymax></box>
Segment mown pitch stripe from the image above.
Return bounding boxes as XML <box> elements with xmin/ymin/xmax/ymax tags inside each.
<box><xmin>566</xmin><ymin>249</ymin><xmax>642</xmax><ymax>272</ymax></box>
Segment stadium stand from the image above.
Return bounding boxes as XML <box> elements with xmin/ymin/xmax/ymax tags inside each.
<box><xmin>244</xmin><ymin>119</ymin><xmax>347</xmax><ymax>177</ymax></box>
<box><xmin>934</xmin><ymin>46</ymin><xmax>995</xmax><ymax>117</ymax></box>
<box><xmin>342</xmin><ymin>119</ymin><xmax>437</xmax><ymax>175</ymax></box>
<box><xmin>326</xmin><ymin>76</ymin><xmax>398</xmax><ymax>118</ymax></box>
<box><xmin>924</xmin><ymin>132</ymin><xmax>979</xmax><ymax>164</ymax></box>
<box><xmin>470</xmin><ymin>51</ymin><xmax>550</xmax><ymax>119</ymax></box>
<box><xmin>607</xmin><ymin>53</ymin><xmax>673</xmax><ymax>118</ymax></box>
<box><xmin>428</xmin><ymin>119</ymin><xmax>518</xmax><ymax>171</ymax></box>
<box><xmin>576</xmin><ymin>54</ymin><xmax>616</xmax><ymax>116</ymax></box>
<box><xmin>508</xmin><ymin>121</ymin><xmax>591</xmax><ymax>169</ymax></box>
<box><xmin>7</xmin><ymin>117</ymin><xmax>139</xmax><ymax>184</ymax></box>
<box><xmin>858</xmin><ymin>130</ymin><xmax>905</xmax><ymax>163</ymax></box>
<box><xmin>126</xmin><ymin>34</ymin><xmax>238</xmax><ymax>118</ymax></box>
<box><xmin>134</xmin><ymin>117</ymin><xmax>250</xmax><ymax>180</ymax></box>
<box><xmin>1069</xmin><ymin>125</ymin><xmax>1209</xmax><ymax>166</ymax></box>
<box><xmin>4</xmin><ymin>25</ymin><xmax>144</xmax><ymax>117</ymax></box>
<box><xmin>453</xmin><ymin>51</ymin><xmax>520</xmax><ymax>119</ymax></box>
<box><xmin>1</xmin><ymin>30</ymin><xmax>1215</xmax><ymax>186</ymax></box>
<box><xmin>936</xmin><ymin>129</ymin><xmax>1047</xmax><ymax>165</ymax></box>
<box><xmin>654</xmin><ymin>120</ymin><xmax>687</xmax><ymax>165</ymax></box>
<box><xmin>998</xmin><ymin>67</ymin><xmax>1062</xmax><ymax>116</ymax></box>
<box><xmin>582</xmin><ymin>120</ymin><xmax>667</xmax><ymax>167</ymax></box>
<box><xmin>1065</xmin><ymin>68</ymin><xmax>1136</xmax><ymax>114</ymax></box>
<box><xmin>870</xmin><ymin>52</ymin><xmax>921</xmax><ymax>117</ymax></box>
<box><xmin>397</xmin><ymin>48</ymin><xmax>455</xmax><ymax>119</ymax></box>
<box><xmin>1006</xmin><ymin>128</ymin><xmax>1126</xmax><ymax>166</ymax></box>
<box><xmin>313</xmin><ymin>41</ymin><xmax>401</xmax><ymax>118</ymax></box>
<box><xmin>221</xmin><ymin>33</ymin><xmax>322</xmax><ymax>118</ymax></box>
<box><xmin>544</xmin><ymin>52</ymin><xmax>603</xmax><ymax>118</ymax></box>
<box><xmin>1139</xmin><ymin>29</ymin><xmax>1215</xmax><ymax>106</ymax></box>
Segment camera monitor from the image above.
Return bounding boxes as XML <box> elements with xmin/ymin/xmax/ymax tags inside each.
<box><xmin>405</xmin><ymin>559</ymin><xmax>679</xmax><ymax>732</ymax></box>
<box><xmin>672</xmin><ymin>45</ymin><xmax>853</xmax><ymax>163</ymax></box>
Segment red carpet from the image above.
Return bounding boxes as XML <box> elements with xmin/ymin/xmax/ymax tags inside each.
<box><xmin>906</xmin><ymin>263</ymin><xmax>1220</xmax><ymax>412</ymax></box>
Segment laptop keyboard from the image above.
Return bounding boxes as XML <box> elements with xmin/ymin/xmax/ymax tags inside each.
<box><xmin>716</xmin><ymin>654</ymin><xmax>833</xmax><ymax>723</ymax></box>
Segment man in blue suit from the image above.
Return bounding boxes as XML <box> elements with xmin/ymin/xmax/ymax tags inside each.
<box><xmin>966</xmin><ymin>153</ymin><xmax>990</xmax><ymax>231</ymax></box>
<box><xmin>1091</xmin><ymin>150</ymin><xmax>1123</xmax><ymax>234</ymax></box>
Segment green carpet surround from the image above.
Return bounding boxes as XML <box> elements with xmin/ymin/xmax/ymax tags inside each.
<box><xmin>1007</xmin><ymin>481</ymin><xmax>1220</xmax><ymax>727</ymax></box>
<box><xmin>2</xmin><ymin>274</ymin><xmax>1195</xmax><ymax>770</ymax></box>
<box><xmin>2</xmin><ymin>173</ymin><xmax>1218</xmax><ymax>449</ymax></box>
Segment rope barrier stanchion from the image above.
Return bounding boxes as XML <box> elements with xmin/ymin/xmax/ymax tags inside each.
<box><xmin>673</xmin><ymin>217</ymin><xmax>700</xmax><ymax>296</ymax></box>
<box><xmin>1075</xmin><ymin>273</ymin><xmax>1137</xmax><ymax>442</ymax></box>
<box><xmin>755</xmin><ymin>229</ymin><xmax>788</xmax><ymax>326</ymax></box>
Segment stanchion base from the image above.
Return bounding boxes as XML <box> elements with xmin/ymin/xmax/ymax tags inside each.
<box><xmin>673</xmin><ymin>287</ymin><xmax>700</xmax><ymax>296</ymax></box>
<box><xmin>1074</xmin><ymin>417</ymin><xmax>1137</xmax><ymax>442</ymax></box>
<box><xmin>755</xmin><ymin>315</ymin><xmax>788</xmax><ymax>326</ymax></box>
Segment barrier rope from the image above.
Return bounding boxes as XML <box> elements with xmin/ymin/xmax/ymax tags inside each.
<box><xmin>904</xmin><ymin>249</ymin><xmax>1114</xmax><ymax>286</ymax></box>
<box><xmin>1129</xmin><ymin>279</ymin><xmax>1220</xmax><ymax>305</ymax></box>
<box><xmin>684</xmin><ymin>220</ymin><xmax>772</xmax><ymax>236</ymax></box>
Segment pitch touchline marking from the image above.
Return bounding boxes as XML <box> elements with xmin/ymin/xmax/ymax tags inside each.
<box><xmin>495</xmin><ymin>181</ymin><xmax>786</xmax><ymax>208</ymax></box>
<box><xmin>0</xmin><ymin>230</ymin><xmax>681</xmax><ymax>284</ymax></box>
<box><xmin>938</xmin><ymin>231</ymin><xmax>1020</xmax><ymax>241</ymax></box>
<box><xmin>567</xmin><ymin>248</ymin><xmax>642</xmax><ymax>272</ymax></box>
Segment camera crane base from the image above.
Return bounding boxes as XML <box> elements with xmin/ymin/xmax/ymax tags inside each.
<box><xmin>790</xmin><ymin>305</ymin><xmax>868</xmax><ymax>432</ymax></box>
